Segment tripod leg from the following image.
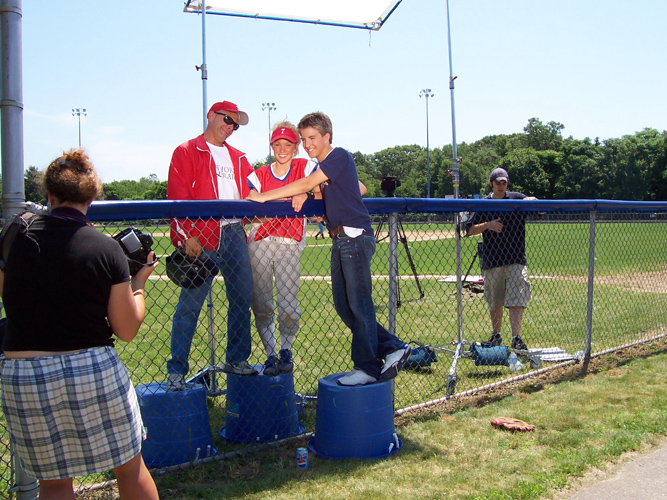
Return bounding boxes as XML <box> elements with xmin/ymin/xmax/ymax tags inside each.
<box><xmin>447</xmin><ymin>342</ymin><xmax>464</xmax><ymax>396</ymax></box>
<box><xmin>462</xmin><ymin>252</ymin><xmax>478</xmax><ymax>289</ymax></box>
<box><xmin>206</xmin><ymin>288</ymin><xmax>217</xmax><ymax>393</ymax></box>
<box><xmin>375</xmin><ymin>217</ymin><xmax>387</xmax><ymax>242</ymax></box>
<box><xmin>396</xmin><ymin>265</ymin><xmax>402</xmax><ymax>307</ymax></box>
<box><xmin>397</xmin><ymin>219</ymin><xmax>424</xmax><ymax>299</ymax></box>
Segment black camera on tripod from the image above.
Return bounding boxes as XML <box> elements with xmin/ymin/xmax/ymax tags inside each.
<box><xmin>381</xmin><ymin>176</ymin><xmax>402</xmax><ymax>197</ymax></box>
<box><xmin>113</xmin><ymin>227</ymin><xmax>154</xmax><ymax>276</ymax></box>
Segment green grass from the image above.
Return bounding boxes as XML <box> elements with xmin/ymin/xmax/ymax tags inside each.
<box><xmin>82</xmin><ymin>339</ymin><xmax>667</xmax><ymax>500</ymax></box>
<box><xmin>102</xmin><ymin>220</ymin><xmax>667</xmax><ymax>426</ymax></box>
<box><xmin>3</xmin><ymin>219</ymin><xmax>667</xmax><ymax>497</ymax></box>
<box><xmin>104</xmin><ymin>220</ymin><xmax>667</xmax><ymax>477</ymax></box>
<box><xmin>111</xmin><ymin>276</ymin><xmax>667</xmax><ymax>409</ymax></box>
<box><xmin>102</xmin><ymin>220</ymin><xmax>667</xmax><ymax>279</ymax></box>
<box><xmin>302</xmin><ymin>220</ymin><xmax>667</xmax><ymax>278</ymax></box>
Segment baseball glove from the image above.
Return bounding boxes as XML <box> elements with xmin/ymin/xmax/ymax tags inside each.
<box><xmin>490</xmin><ymin>417</ymin><xmax>535</xmax><ymax>432</ymax></box>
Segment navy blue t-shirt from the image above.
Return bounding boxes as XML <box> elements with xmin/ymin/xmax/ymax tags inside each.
<box><xmin>317</xmin><ymin>147</ymin><xmax>372</xmax><ymax>232</ymax></box>
<box><xmin>465</xmin><ymin>191</ymin><xmax>528</xmax><ymax>270</ymax></box>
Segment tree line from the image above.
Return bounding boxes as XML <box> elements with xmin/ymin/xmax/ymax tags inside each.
<box><xmin>19</xmin><ymin>170</ymin><xmax>168</xmax><ymax>206</ymax></box>
<box><xmin>13</xmin><ymin>118</ymin><xmax>667</xmax><ymax>204</ymax></box>
<box><xmin>355</xmin><ymin>118</ymin><xmax>667</xmax><ymax>200</ymax></box>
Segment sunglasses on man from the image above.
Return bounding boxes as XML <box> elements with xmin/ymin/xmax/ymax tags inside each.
<box><xmin>214</xmin><ymin>112</ymin><xmax>240</xmax><ymax>131</ymax></box>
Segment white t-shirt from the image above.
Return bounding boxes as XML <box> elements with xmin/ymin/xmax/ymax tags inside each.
<box><xmin>208</xmin><ymin>142</ymin><xmax>240</xmax><ymax>224</ymax></box>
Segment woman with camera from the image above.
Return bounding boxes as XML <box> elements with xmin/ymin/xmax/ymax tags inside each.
<box><xmin>0</xmin><ymin>149</ymin><xmax>159</xmax><ymax>500</ymax></box>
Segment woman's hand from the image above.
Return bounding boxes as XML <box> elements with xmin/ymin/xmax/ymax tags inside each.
<box><xmin>291</xmin><ymin>193</ymin><xmax>308</xmax><ymax>212</ymax></box>
<box><xmin>247</xmin><ymin>190</ymin><xmax>266</xmax><ymax>203</ymax></box>
<box><xmin>131</xmin><ymin>251</ymin><xmax>158</xmax><ymax>291</ymax></box>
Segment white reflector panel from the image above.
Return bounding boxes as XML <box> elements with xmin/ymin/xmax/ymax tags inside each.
<box><xmin>184</xmin><ymin>0</ymin><xmax>403</xmax><ymax>30</ymax></box>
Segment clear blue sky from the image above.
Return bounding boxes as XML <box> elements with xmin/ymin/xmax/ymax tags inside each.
<box><xmin>15</xmin><ymin>0</ymin><xmax>667</xmax><ymax>183</ymax></box>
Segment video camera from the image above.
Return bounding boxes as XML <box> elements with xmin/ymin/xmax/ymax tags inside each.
<box><xmin>113</xmin><ymin>227</ymin><xmax>154</xmax><ymax>276</ymax></box>
<box><xmin>381</xmin><ymin>176</ymin><xmax>402</xmax><ymax>197</ymax></box>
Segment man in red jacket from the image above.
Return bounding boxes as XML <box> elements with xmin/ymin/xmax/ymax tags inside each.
<box><xmin>166</xmin><ymin>100</ymin><xmax>257</xmax><ymax>391</ymax></box>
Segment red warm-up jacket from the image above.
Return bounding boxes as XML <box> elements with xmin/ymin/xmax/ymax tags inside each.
<box><xmin>167</xmin><ymin>134</ymin><xmax>253</xmax><ymax>250</ymax></box>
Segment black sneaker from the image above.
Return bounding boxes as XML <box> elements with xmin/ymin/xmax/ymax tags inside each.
<box><xmin>263</xmin><ymin>355</ymin><xmax>279</xmax><ymax>376</ymax></box>
<box><xmin>484</xmin><ymin>332</ymin><xmax>502</xmax><ymax>347</ymax></box>
<box><xmin>511</xmin><ymin>336</ymin><xmax>528</xmax><ymax>351</ymax></box>
<box><xmin>278</xmin><ymin>349</ymin><xmax>293</xmax><ymax>373</ymax></box>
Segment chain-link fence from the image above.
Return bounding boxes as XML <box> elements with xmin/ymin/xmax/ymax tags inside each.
<box><xmin>2</xmin><ymin>198</ymin><xmax>666</xmax><ymax>497</ymax></box>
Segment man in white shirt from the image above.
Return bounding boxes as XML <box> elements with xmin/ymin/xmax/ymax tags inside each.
<box><xmin>166</xmin><ymin>101</ymin><xmax>257</xmax><ymax>390</ymax></box>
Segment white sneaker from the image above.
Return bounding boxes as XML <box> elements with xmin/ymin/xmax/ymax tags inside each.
<box><xmin>337</xmin><ymin>369</ymin><xmax>377</xmax><ymax>386</ymax></box>
<box><xmin>166</xmin><ymin>373</ymin><xmax>186</xmax><ymax>391</ymax></box>
<box><xmin>380</xmin><ymin>344</ymin><xmax>412</xmax><ymax>381</ymax></box>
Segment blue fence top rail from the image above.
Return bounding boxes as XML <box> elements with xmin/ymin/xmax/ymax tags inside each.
<box><xmin>85</xmin><ymin>198</ymin><xmax>667</xmax><ymax>222</ymax></box>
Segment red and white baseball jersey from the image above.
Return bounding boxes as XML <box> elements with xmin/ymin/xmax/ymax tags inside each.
<box><xmin>246</xmin><ymin>158</ymin><xmax>318</xmax><ymax>241</ymax></box>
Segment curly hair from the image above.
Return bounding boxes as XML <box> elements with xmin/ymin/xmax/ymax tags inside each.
<box><xmin>44</xmin><ymin>149</ymin><xmax>101</xmax><ymax>204</ymax></box>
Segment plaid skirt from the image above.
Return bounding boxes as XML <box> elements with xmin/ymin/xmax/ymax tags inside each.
<box><xmin>0</xmin><ymin>346</ymin><xmax>145</xmax><ymax>480</ymax></box>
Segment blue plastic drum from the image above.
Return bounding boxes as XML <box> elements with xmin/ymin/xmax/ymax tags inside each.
<box><xmin>219</xmin><ymin>369</ymin><xmax>305</xmax><ymax>443</ymax></box>
<box><xmin>308</xmin><ymin>373</ymin><xmax>402</xmax><ymax>459</ymax></box>
<box><xmin>136</xmin><ymin>382</ymin><xmax>216</xmax><ymax>468</ymax></box>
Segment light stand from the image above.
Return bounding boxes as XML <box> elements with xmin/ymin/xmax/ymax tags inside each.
<box><xmin>262</xmin><ymin>102</ymin><xmax>276</xmax><ymax>163</ymax></box>
<box><xmin>196</xmin><ymin>0</ymin><xmax>208</xmax><ymax>132</ymax></box>
<box><xmin>71</xmin><ymin>108</ymin><xmax>86</xmax><ymax>148</ymax></box>
<box><xmin>419</xmin><ymin>89</ymin><xmax>434</xmax><ymax>198</ymax></box>
<box><xmin>376</xmin><ymin>177</ymin><xmax>424</xmax><ymax>308</ymax></box>
<box><xmin>446</xmin><ymin>0</ymin><xmax>467</xmax><ymax>396</ymax></box>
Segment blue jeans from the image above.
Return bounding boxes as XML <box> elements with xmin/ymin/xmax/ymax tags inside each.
<box><xmin>331</xmin><ymin>232</ymin><xmax>405</xmax><ymax>378</ymax></box>
<box><xmin>167</xmin><ymin>223</ymin><xmax>253</xmax><ymax>376</ymax></box>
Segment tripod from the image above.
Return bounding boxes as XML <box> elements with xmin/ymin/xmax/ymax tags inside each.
<box><xmin>461</xmin><ymin>241</ymin><xmax>484</xmax><ymax>293</ymax></box>
<box><xmin>374</xmin><ymin>215</ymin><xmax>424</xmax><ymax>306</ymax></box>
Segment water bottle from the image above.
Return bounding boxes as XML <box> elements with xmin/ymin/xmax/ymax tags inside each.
<box><xmin>509</xmin><ymin>352</ymin><xmax>523</xmax><ymax>372</ymax></box>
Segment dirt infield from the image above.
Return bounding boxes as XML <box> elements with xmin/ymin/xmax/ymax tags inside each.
<box><xmin>548</xmin><ymin>269</ymin><xmax>667</xmax><ymax>294</ymax></box>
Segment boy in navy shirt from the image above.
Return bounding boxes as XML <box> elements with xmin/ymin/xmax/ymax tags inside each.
<box><xmin>247</xmin><ymin>112</ymin><xmax>410</xmax><ymax>386</ymax></box>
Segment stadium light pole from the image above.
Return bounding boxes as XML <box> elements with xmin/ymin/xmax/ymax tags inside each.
<box><xmin>262</xmin><ymin>102</ymin><xmax>276</xmax><ymax>163</ymax></box>
<box><xmin>72</xmin><ymin>108</ymin><xmax>86</xmax><ymax>148</ymax></box>
<box><xmin>419</xmin><ymin>89</ymin><xmax>434</xmax><ymax>198</ymax></box>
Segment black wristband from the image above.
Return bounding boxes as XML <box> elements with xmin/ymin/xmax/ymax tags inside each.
<box><xmin>307</xmin><ymin>191</ymin><xmax>315</xmax><ymax>200</ymax></box>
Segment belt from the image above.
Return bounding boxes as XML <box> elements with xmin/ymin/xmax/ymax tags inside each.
<box><xmin>329</xmin><ymin>226</ymin><xmax>344</xmax><ymax>239</ymax></box>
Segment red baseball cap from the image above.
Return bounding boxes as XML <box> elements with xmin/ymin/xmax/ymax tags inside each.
<box><xmin>208</xmin><ymin>101</ymin><xmax>249</xmax><ymax>126</ymax></box>
<box><xmin>270</xmin><ymin>127</ymin><xmax>299</xmax><ymax>144</ymax></box>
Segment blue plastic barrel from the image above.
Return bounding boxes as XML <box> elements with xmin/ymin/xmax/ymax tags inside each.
<box><xmin>308</xmin><ymin>373</ymin><xmax>401</xmax><ymax>459</ymax></box>
<box><xmin>219</xmin><ymin>369</ymin><xmax>304</xmax><ymax>443</ymax></box>
<box><xmin>136</xmin><ymin>382</ymin><xmax>216</xmax><ymax>468</ymax></box>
